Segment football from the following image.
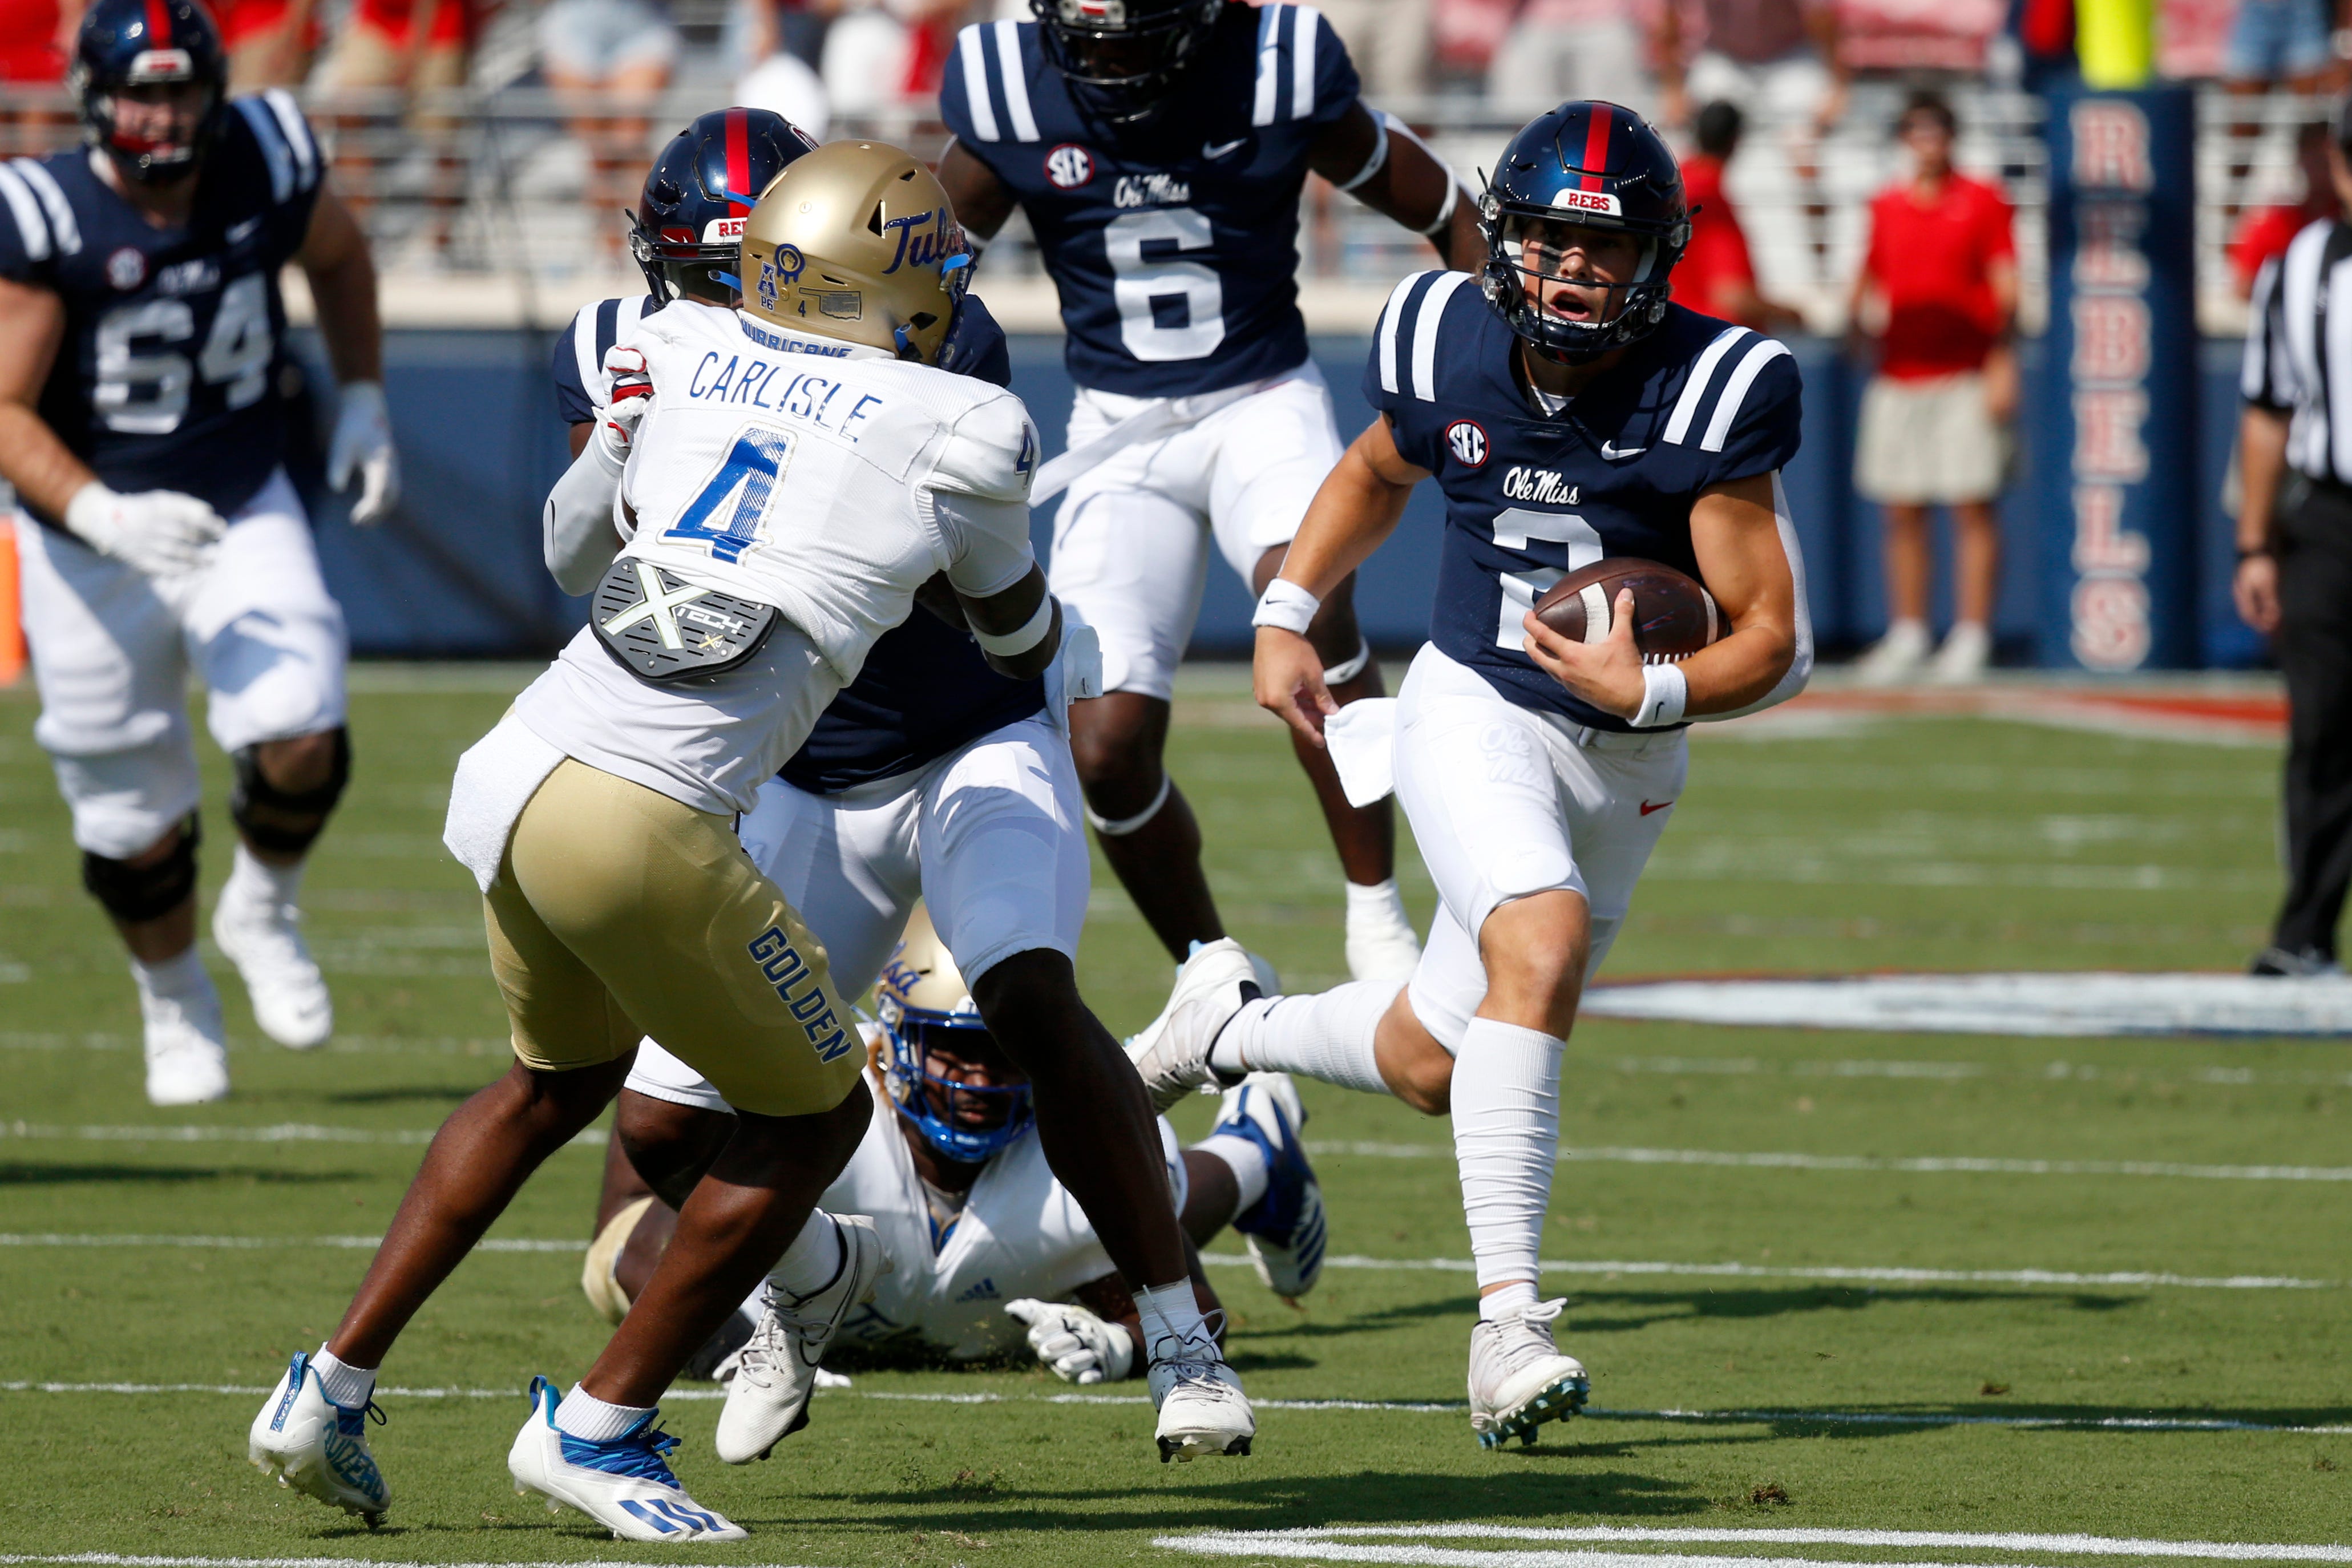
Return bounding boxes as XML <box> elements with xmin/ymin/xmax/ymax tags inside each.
<box><xmin>1530</xmin><ymin>557</ymin><xmax>1725</xmax><ymax>664</ymax></box>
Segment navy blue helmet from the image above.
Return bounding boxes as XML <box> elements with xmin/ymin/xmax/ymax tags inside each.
<box><xmin>70</xmin><ymin>0</ymin><xmax>229</xmax><ymax>184</ymax></box>
<box><xmin>628</xmin><ymin>107</ymin><xmax>818</xmax><ymax>306</ymax></box>
<box><xmin>1032</xmin><ymin>0</ymin><xmax>1225</xmax><ymax>124</ymax></box>
<box><xmin>875</xmin><ymin>918</ymin><xmax>1034</xmax><ymax>1166</ymax></box>
<box><xmin>1478</xmin><ymin>100</ymin><xmax>1690</xmax><ymax>363</ymax></box>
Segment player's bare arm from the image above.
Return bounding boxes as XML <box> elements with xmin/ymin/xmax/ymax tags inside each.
<box><xmin>935</xmin><ymin>140</ymin><xmax>1016</xmax><ymax>248</ymax></box>
<box><xmin>297</xmin><ymin>188</ymin><xmax>399</xmax><ymax>525</ymax></box>
<box><xmin>1521</xmin><ymin>471</ymin><xmax>1799</xmax><ymax>718</ymax></box>
<box><xmin>0</xmin><ymin>274</ymin><xmax>89</xmax><ymax>520</ymax></box>
<box><xmin>2236</xmin><ymin>405</ymin><xmax>2289</xmax><ymax>634</ymax></box>
<box><xmin>958</xmin><ymin>563</ymin><xmax>1064</xmax><ymax>682</ymax></box>
<box><xmin>1254</xmin><ymin>414</ymin><xmax>1428</xmax><ymax>743</ymax></box>
<box><xmin>1307</xmin><ymin>103</ymin><xmax>1484</xmax><ymax>272</ymax></box>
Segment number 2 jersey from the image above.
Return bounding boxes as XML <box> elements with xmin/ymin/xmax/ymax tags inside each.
<box><xmin>514</xmin><ymin>300</ymin><xmax>1043</xmax><ymax>817</ymax></box>
<box><xmin>0</xmin><ymin>91</ymin><xmax>321</xmax><ymax>530</ymax></box>
<box><xmin>1371</xmin><ymin>273</ymin><xmax>1804</xmax><ymax>732</ymax></box>
<box><xmin>940</xmin><ymin>3</ymin><xmax>1359</xmax><ymax>397</ymax></box>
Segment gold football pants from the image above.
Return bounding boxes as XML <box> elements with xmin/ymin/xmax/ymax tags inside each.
<box><xmin>483</xmin><ymin>758</ymin><xmax>861</xmax><ymax>1118</ymax></box>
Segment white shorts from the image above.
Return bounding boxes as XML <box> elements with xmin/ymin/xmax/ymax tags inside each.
<box><xmin>14</xmin><ymin>472</ymin><xmax>349</xmax><ymax>858</ymax></box>
<box><xmin>1392</xmin><ymin>646</ymin><xmax>1686</xmax><ymax>1053</ymax></box>
<box><xmin>626</xmin><ymin>712</ymin><xmax>1090</xmax><ymax>1114</ymax></box>
<box><xmin>1048</xmin><ymin>364</ymin><xmax>1344</xmax><ymax>702</ymax></box>
<box><xmin>1853</xmin><ymin>371</ymin><xmax>2010</xmax><ymax>506</ymax></box>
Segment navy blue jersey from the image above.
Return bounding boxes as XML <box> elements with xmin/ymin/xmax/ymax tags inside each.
<box><xmin>0</xmin><ymin>92</ymin><xmax>322</xmax><ymax>527</ymax></box>
<box><xmin>552</xmin><ymin>289</ymin><xmax>1045</xmax><ymax>795</ymax></box>
<box><xmin>940</xmin><ymin>5</ymin><xmax>1358</xmax><ymax>397</ymax></box>
<box><xmin>1369</xmin><ymin>272</ymin><xmax>1803</xmax><ymax>731</ymax></box>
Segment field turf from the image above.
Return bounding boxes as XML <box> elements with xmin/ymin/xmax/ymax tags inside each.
<box><xmin>3</xmin><ymin>664</ymin><xmax>2347</xmax><ymax>1567</ymax></box>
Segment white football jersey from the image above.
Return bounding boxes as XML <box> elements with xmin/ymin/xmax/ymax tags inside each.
<box><xmin>509</xmin><ymin>304</ymin><xmax>1042</xmax><ymax>817</ymax></box>
<box><xmin>825</xmin><ymin>1068</ymin><xmax>1183</xmax><ymax>1363</ymax></box>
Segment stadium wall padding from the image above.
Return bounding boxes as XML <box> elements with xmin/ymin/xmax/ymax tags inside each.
<box><xmin>292</xmin><ymin>329</ymin><xmax>2262</xmax><ymax>669</ymax></box>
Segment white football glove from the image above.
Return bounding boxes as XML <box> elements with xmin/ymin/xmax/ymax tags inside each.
<box><xmin>328</xmin><ymin>380</ymin><xmax>400</xmax><ymax>526</ymax></box>
<box><xmin>63</xmin><ymin>482</ymin><xmax>225</xmax><ymax>577</ymax></box>
<box><xmin>1004</xmin><ymin>1298</ymin><xmax>1133</xmax><ymax>1385</ymax></box>
<box><xmin>598</xmin><ymin>345</ymin><xmax>654</xmax><ymax>462</ymax></box>
<box><xmin>1044</xmin><ymin>607</ymin><xmax>1103</xmax><ymax>737</ymax></box>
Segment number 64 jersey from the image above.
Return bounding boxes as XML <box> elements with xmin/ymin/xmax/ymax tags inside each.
<box><xmin>1372</xmin><ymin>272</ymin><xmax>1806</xmax><ymax>733</ymax></box>
<box><xmin>0</xmin><ymin>91</ymin><xmax>321</xmax><ymax>530</ymax></box>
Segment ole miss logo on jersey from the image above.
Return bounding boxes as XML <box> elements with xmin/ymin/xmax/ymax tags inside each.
<box><xmin>1044</xmin><ymin>143</ymin><xmax>1093</xmax><ymax>189</ymax></box>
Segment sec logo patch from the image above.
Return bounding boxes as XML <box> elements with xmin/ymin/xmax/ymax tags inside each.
<box><xmin>1445</xmin><ymin>419</ymin><xmax>1489</xmax><ymax>467</ymax></box>
<box><xmin>1044</xmin><ymin>143</ymin><xmax>1094</xmax><ymax>189</ymax></box>
<box><xmin>106</xmin><ymin>246</ymin><xmax>147</xmax><ymax>291</ymax></box>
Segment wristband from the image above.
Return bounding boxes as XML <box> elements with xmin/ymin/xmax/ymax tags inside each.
<box><xmin>1252</xmin><ymin>577</ymin><xmax>1321</xmax><ymax>636</ymax></box>
<box><xmin>1630</xmin><ymin>662</ymin><xmax>1688</xmax><ymax>729</ymax></box>
<box><xmin>974</xmin><ymin>593</ymin><xmax>1055</xmax><ymax>657</ymax></box>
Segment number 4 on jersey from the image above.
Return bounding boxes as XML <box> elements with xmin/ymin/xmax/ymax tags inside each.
<box><xmin>663</xmin><ymin>426</ymin><xmax>795</xmax><ymax>563</ymax></box>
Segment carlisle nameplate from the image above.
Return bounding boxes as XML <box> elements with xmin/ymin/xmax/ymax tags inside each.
<box><xmin>592</xmin><ymin>558</ymin><xmax>780</xmax><ymax>683</ymax></box>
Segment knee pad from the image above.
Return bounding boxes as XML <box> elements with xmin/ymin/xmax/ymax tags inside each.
<box><xmin>231</xmin><ymin>726</ymin><xmax>351</xmax><ymax>855</ymax></box>
<box><xmin>82</xmin><ymin>813</ymin><xmax>201</xmax><ymax>923</ymax></box>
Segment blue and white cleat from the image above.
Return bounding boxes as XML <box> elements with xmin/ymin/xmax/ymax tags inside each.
<box><xmin>247</xmin><ymin>1351</ymin><xmax>390</xmax><ymax>1526</ymax></box>
<box><xmin>508</xmin><ymin>1376</ymin><xmax>746</xmax><ymax>1542</ymax></box>
<box><xmin>1214</xmin><ymin>1073</ymin><xmax>1328</xmax><ymax>1300</ymax></box>
<box><xmin>1467</xmin><ymin>1298</ymin><xmax>1590</xmax><ymax>1449</ymax></box>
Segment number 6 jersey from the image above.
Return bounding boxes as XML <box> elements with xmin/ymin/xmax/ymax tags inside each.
<box><xmin>0</xmin><ymin>91</ymin><xmax>321</xmax><ymax>528</ymax></box>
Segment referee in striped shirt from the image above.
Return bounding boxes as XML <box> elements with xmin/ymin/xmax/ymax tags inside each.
<box><xmin>2238</xmin><ymin>100</ymin><xmax>2352</xmax><ymax>977</ymax></box>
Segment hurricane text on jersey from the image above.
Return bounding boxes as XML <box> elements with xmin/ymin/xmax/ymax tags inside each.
<box><xmin>940</xmin><ymin>5</ymin><xmax>1357</xmax><ymax>395</ymax></box>
<box><xmin>1369</xmin><ymin>272</ymin><xmax>1801</xmax><ymax>729</ymax></box>
<box><xmin>0</xmin><ymin>91</ymin><xmax>321</xmax><ymax>524</ymax></box>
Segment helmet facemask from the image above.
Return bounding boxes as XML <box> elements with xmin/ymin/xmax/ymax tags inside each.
<box><xmin>75</xmin><ymin>69</ymin><xmax>218</xmax><ymax>184</ymax></box>
<box><xmin>879</xmin><ymin>996</ymin><xmax>1036</xmax><ymax>1165</ymax></box>
<box><xmin>1032</xmin><ymin>0</ymin><xmax>1222</xmax><ymax>126</ymax></box>
<box><xmin>1481</xmin><ymin>201</ymin><xmax>1674</xmax><ymax>365</ymax></box>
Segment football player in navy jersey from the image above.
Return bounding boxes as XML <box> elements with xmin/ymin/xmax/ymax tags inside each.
<box><xmin>1133</xmin><ymin>102</ymin><xmax>1814</xmax><ymax>1448</ymax></box>
<box><xmin>534</xmin><ymin>110</ymin><xmax>1272</xmax><ymax>1467</ymax></box>
<box><xmin>937</xmin><ymin>0</ymin><xmax>1483</xmax><ymax>985</ymax></box>
<box><xmin>0</xmin><ymin>0</ymin><xmax>394</xmax><ymax>1106</ymax></box>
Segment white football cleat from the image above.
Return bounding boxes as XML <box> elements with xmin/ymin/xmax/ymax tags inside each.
<box><xmin>1214</xmin><ymin>1074</ymin><xmax>1328</xmax><ymax>1299</ymax></box>
<box><xmin>1125</xmin><ymin>939</ymin><xmax>1269</xmax><ymax>1113</ymax></box>
<box><xmin>1467</xmin><ymin>1298</ymin><xmax>1590</xmax><ymax>1449</ymax></box>
<box><xmin>509</xmin><ymin>1377</ymin><xmax>745</xmax><ymax>1542</ymax></box>
<box><xmin>143</xmin><ymin>977</ymin><xmax>229</xmax><ymax>1106</ymax></box>
<box><xmin>214</xmin><ymin>884</ymin><xmax>333</xmax><ymax>1049</ymax></box>
<box><xmin>248</xmin><ymin>1352</ymin><xmax>390</xmax><ymax>1525</ymax></box>
<box><xmin>715</xmin><ymin>1214</ymin><xmax>888</xmax><ymax>1463</ymax></box>
<box><xmin>1148</xmin><ymin>1331</ymin><xmax>1255</xmax><ymax>1462</ymax></box>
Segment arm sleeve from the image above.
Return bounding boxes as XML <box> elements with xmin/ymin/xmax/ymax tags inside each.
<box><xmin>938</xmin><ymin>293</ymin><xmax>1014</xmax><ymax>388</ymax></box>
<box><xmin>543</xmin><ymin>434</ymin><xmax>627</xmax><ymax>596</ymax></box>
<box><xmin>936</xmin><ymin>26</ymin><xmax>1015</xmax><ymax>182</ymax></box>
<box><xmin>1360</xmin><ymin>270</ymin><xmax>1451</xmax><ymax>471</ymax></box>
<box><xmin>1302</xmin><ymin>4</ymin><xmax>1363</xmax><ymax>127</ymax></box>
<box><xmin>931</xmin><ymin>389</ymin><xmax>1040</xmax><ymax>597</ymax></box>
<box><xmin>231</xmin><ymin>91</ymin><xmax>325</xmax><ymax>265</ymax></box>
<box><xmin>0</xmin><ymin>163</ymin><xmax>51</xmax><ymax>284</ymax></box>
<box><xmin>1694</xmin><ymin>343</ymin><xmax>1803</xmax><ymax>488</ymax></box>
<box><xmin>2242</xmin><ymin>256</ymin><xmax>2297</xmax><ymax>413</ymax></box>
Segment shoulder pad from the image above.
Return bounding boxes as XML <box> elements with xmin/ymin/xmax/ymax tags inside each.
<box><xmin>228</xmin><ymin>90</ymin><xmax>321</xmax><ymax>204</ymax></box>
<box><xmin>0</xmin><ymin>156</ymin><xmax>86</xmax><ymax>270</ymax></box>
<box><xmin>931</xmin><ymin>385</ymin><xmax>1039</xmax><ymax>503</ymax></box>
<box><xmin>1372</xmin><ymin>270</ymin><xmax>1478</xmax><ymax>403</ymax></box>
<box><xmin>946</xmin><ymin>19</ymin><xmax>1041</xmax><ymax>146</ymax></box>
<box><xmin>1249</xmin><ymin>4</ymin><xmax>1357</xmax><ymax>128</ymax></box>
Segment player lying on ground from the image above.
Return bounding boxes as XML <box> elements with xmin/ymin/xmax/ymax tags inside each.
<box><xmin>0</xmin><ymin>0</ymin><xmax>397</xmax><ymax>1104</ymax></box>
<box><xmin>935</xmin><ymin>0</ymin><xmax>1488</xmax><ymax>984</ymax></box>
<box><xmin>1133</xmin><ymin>100</ymin><xmax>1813</xmax><ymax>1449</ymax></box>
<box><xmin>246</xmin><ymin>144</ymin><xmax>1094</xmax><ymax>1543</ymax></box>
<box><xmin>585</xmin><ymin>911</ymin><xmax>1327</xmax><ymax>1385</ymax></box>
<box><xmin>540</xmin><ymin>108</ymin><xmax>1258</xmax><ymax>1470</ymax></box>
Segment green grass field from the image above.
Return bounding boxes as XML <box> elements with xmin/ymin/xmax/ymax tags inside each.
<box><xmin>4</xmin><ymin>665</ymin><xmax>2348</xmax><ymax>1568</ymax></box>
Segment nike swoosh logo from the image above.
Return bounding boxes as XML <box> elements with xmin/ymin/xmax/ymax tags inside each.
<box><xmin>1601</xmin><ymin>441</ymin><xmax>1645</xmax><ymax>459</ymax></box>
<box><xmin>1639</xmin><ymin>799</ymin><xmax>1674</xmax><ymax>815</ymax></box>
<box><xmin>228</xmin><ymin>217</ymin><xmax>262</xmax><ymax>243</ymax></box>
<box><xmin>1202</xmin><ymin>138</ymin><xmax>1247</xmax><ymax>159</ymax></box>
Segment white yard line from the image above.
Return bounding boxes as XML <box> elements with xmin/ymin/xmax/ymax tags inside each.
<box><xmin>1306</xmin><ymin>1142</ymin><xmax>2352</xmax><ymax>1182</ymax></box>
<box><xmin>0</xmin><ymin>1234</ymin><xmax>584</xmax><ymax>1252</ymax></box>
<box><xmin>0</xmin><ymin>1122</ymin><xmax>607</xmax><ymax>1148</ymax></box>
<box><xmin>1157</xmin><ymin>1525</ymin><xmax>2352</xmax><ymax>1567</ymax></box>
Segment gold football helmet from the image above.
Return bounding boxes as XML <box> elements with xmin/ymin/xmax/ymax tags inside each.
<box><xmin>738</xmin><ymin>140</ymin><xmax>971</xmax><ymax>365</ymax></box>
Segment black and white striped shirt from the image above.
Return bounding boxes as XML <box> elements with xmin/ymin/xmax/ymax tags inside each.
<box><xmin>2243</xmin><ymin>218</ymin><xmax>2352</xmax><ymax>482</ymax></box>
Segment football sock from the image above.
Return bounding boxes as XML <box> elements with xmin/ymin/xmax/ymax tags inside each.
<box><xmin>222</xmin><ymin>840</ymin><xmax>306</xmax><ymax>914</ymax></box>
<box><xmin>310</xmin><ymin>1345</ymin><xmax>375</xmax><ymax>1408</ymax></box>
<box><xmin>1478</xmin><ymin>1280</ymin><xmax>1539</xmax><ymax>1323</ymax></box>
<box><xmin>131</xmin><ymin>947</ymin><xmax>215</xmax><ymax>1012</ymax></box>
<box><xmin>766</xmin><ymin>1211</ymin><xmax>844</xmax><ymax>1302</ymax></box>
<box><xmin>1134</xmin><ymin>1280</ymin><xmax>1212</xmax><ymax>1355</ymax></box>
<box><xmin>1209</xmin><ymin>981</ymin><xmax>1399</xmax><ymax>1094</ymax></box>
<box><xmin>1195</xmin><ymin>1132</ymin><xmax>1272</xmax><ymax>1213</ymax></box>
<box><xmin>1344</xmin><ymin>878</ymin><xmax>1413</xmax><ymax>937</ymax></box>
<box><xmin>1451</xmin><ymin>1017</ymin><xmax>1563</xmax><ymax>1298</ymax></box>
<box><xmin>553</xmin><ymin>1384</ymin><xmax>655</xmax><ymax>1442</ymax></box>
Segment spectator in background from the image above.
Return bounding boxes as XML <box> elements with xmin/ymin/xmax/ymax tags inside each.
<box><xmin>1654</xmin><ymin>0</ymin><xmax>1848</xmax><ymax>133</ymax></box>
<box><xmin>540</xmin><ymin>0</ymin><xmax>677</xmax><ymax>260</ymax></box>
<box><xmin>2225</xmin><ymin>0</ymin><xmax>2334</xmax><ymax>98</ymax></box>
<box><xmin>212</xmin><ymin>0</ymin><xmax>314</xmax><ymax>89</ymax></box>
<box><xmin>316</xmin><ymin>0</ymin><xmax>480</xmax><ymax>257</ymax></box>
<box><xmin>1319</xmin><ymin>0</ymin><xmax>1430</xmax><ymax>100</ymax></box>
<box><xmin>816</xmin><ymin>0</ymin><xmax>955</xmax><ymax>116</ymax></box>
<box><xmin>733</xmin><ymin>0</ymin><xmax>831</xmax><ymax>133</ymax></box>
<box><xmin>2233</xmin><ymin>117</ymin><xmax>2341</xmax><ymax>298</ymax></box>
<box><xmin>1848</xmin><ymin>90</ymin><xmax>2017</xmax><ymax>686</ymax></box>
<box><xmin>1486</xmin><ymin>0</ymin><xmax>1640</xmax><ymax>113</ymax></box>
<box><xmin>0</xmin><ymin>0</ymin><xmax>75</xmax><ymax>153</ymax></box>
<box><xmin>1676</xmin><ymin>99</ymin><xmax>1807</xmax><ymax>330</ymax></box>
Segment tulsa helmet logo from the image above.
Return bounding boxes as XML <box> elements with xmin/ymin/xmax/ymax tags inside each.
<box><xmin>1446</xmin><ymin>419</ymin><xmax>1489</xmax><ymax>468</ymax></box>
<box><xmin>758</xmin><ymin>245</ymin><xmax>804</xmax><ymax>313</ymax></box>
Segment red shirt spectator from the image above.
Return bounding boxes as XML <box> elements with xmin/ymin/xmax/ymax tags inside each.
<box><xmin>0</xmin><ymin>0</ymin><xmax>63</xmax><ymax>82</ymax></box>
<box><xmin>1860</xmin><ymin>172</ymin><xmax>2014</xmax><ymax>379</ymax></box>
<box><xmin>2229</xmin><ymin>123</ymin><xmax>2339</xmax><ymax>300</ymax></box>
<box><xmin>1678</xmin><ymin>151</ymin><xmax>1761</xmax><ymax>323</ymax></box>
